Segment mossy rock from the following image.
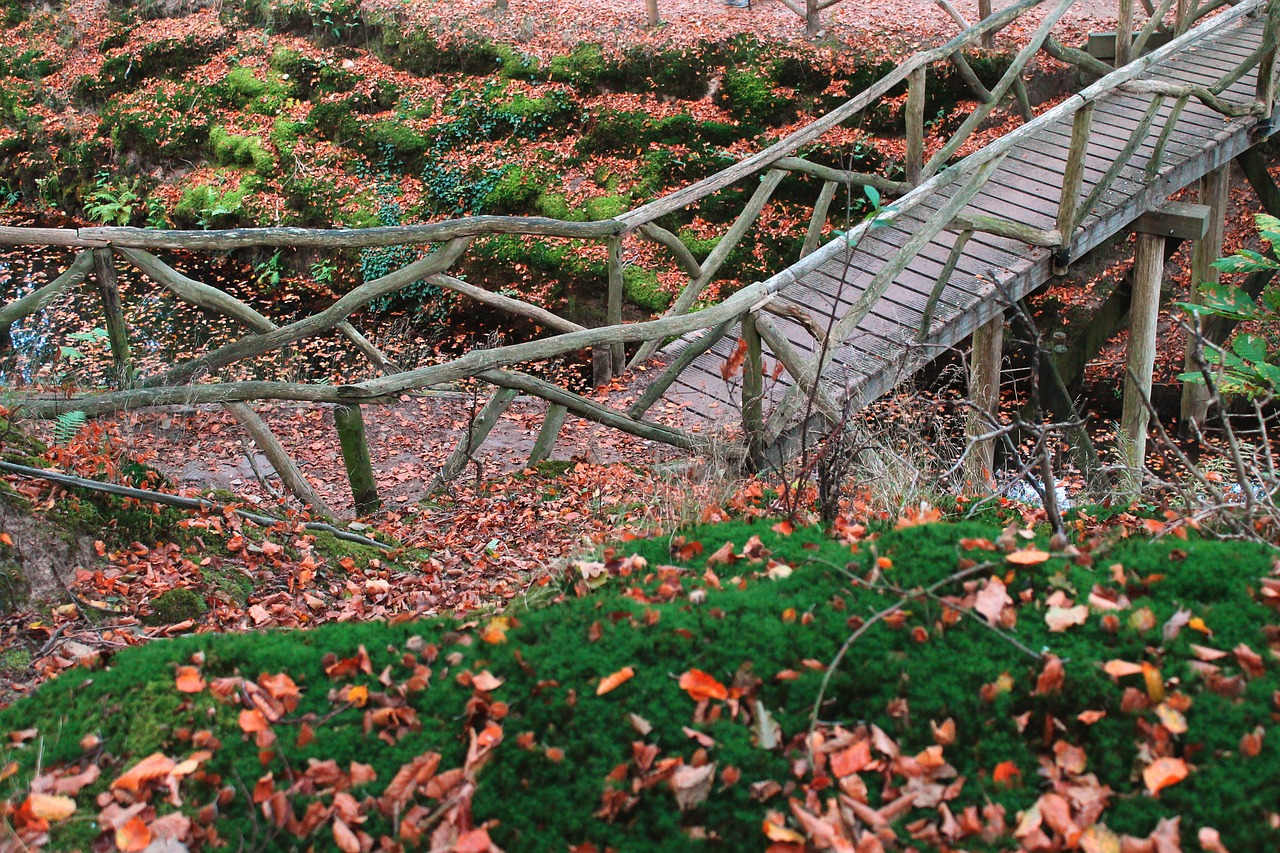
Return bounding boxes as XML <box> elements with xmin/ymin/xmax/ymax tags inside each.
<box><xmin>481</xmin><ymin>164</ymin><xmax>546</xmax><ymax>215</ymax></box>
<box><xmin>145</xmin><ymin>587</ymin><xmax>208</xmax><ymax>626</ymax></box>
<box><xmin>622</xmin><ymin>265</ymin><xmax>669</xmax><ymax>312</ymax></box>
<box><xmin>209</xmin><ymin>126</ymin><xmax>275</xmax><ymax>175</ymax></box>
<box><xmin>716</xmin><ymin>68</ymin><xmax>793</xmax><ymax>128</ymax></box>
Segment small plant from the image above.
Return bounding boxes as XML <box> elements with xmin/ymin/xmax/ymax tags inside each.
<box><xmin>84</xmin><ymin>172</ymin><xmax>140</xmax><ymax>226</ymax></box>
<box><xmin>310</xmin><ymin>258</ymin><xmax>338</xmax><ymax>285</ymax></box>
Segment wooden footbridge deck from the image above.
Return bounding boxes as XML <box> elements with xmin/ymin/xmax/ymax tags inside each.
<box><xmin>1</xmin><ymin>0</ymin><xmax>1278</xmax><ymax>511</ymax></box>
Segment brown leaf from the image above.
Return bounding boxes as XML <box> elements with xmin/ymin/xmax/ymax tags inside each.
<box><xmin>1007</xmin><ymin>549</ymin><xmax>1051</xmax><ymax>566</ymax></box>
<box><xmin>25</xmin><ymin>793</ymin><xmax>75</xmax><ymax>822</ymax></box>
<box><xmin>332</xmin><ymin>817</ymin><xmax>361</xmax><ymax>853</ymax></box>
<box><xmin>974</xmin><ymin>577</ymin><xmax>1012</xmax><ymax>625</ymax></box>
<box><xmin>1234</xmin><ymin>643</ymin><xmax>1266</xmax><ymax>677</ymax></box>
<box><xmin>112</xmin><ymin>753</ymin><xmax>176</xmax><ymax>793</ymax></box>
<box><xmin>175</xmin><ymin>666</ymin><xmax>206</xmax><ymax>694</ymax></box>
<box><xmin>115</xmin><ymin>815</ymin><xmax>152</xmax><ymax>852</ymax></box>
<box><xmin>1045</xmin><ymin>605</ymin><xmax>1088</xmax><ymax>632</ymax></box>
<box><xmin>1142</xmin><ymin>757</ymin><xmax>1188</xmax><ymax>795</ymax></box>
<box><xmin>671</xmin><ymin>762</ymin><xmax>716</xmax><ymax>811</ymax></box>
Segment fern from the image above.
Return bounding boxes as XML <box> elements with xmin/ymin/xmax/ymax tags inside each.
<box><xmin>53</xmin><ymin>411</ymin><xmax>87</xmax><ymax>445</ymax></box>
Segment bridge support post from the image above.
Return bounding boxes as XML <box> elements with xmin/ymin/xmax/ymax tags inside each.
<box><xmin>92</xmin><ymin>248</ymin><xmax>133</xmax><ymax>386</ymax></box>
<box><xmin>965</xmin><ymin>313</ymin><xmax>1004</xmax><ymax>490</ymax></box>
<box><xmin>1120</xmin><ymin>231</ymin><xmax>1166</xmax><ymax>495</ymax></box>
<box><xmin>741</xmin><ymin>313</ymin><xmax>765</xmax><ymax>470</ymax></box>
<box><xmin>529</xmin><ymin>403</ymin><xmax>568</xmax><ymax>465</ymax></box>
<box><xmin>334</xmin><ymin>404</ymin><xmax>381</xmax><ymax>515</ymax></box>
<box><xmin>1181</xmin><ymin>165</ymin><xmax>1230</xmax><ymax>435</ymax></box>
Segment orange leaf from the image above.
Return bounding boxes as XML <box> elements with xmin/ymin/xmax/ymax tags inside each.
<box><xmin>112</xmin><ymin>753</ymin><xmax>176</xmax><ymax>793</ymax></box>
<box><xmin>1142</xmin><ymin>756</ymin><xmax>1188</xmax><ymax>795</ymax></box>
<box><xmin>1103</xmin><ymin>659</ymin><xmax>1143</xmax><ymax>678</ymax></box>
<box><xmin>1142</xmin><ymin>662</ymin><xmax>1166</xmax><ymax>703</ymax></box>
<box><xmin>1077</xmin><ymin>710</ymin><xmax>1107</xmax><ymax>725</ymax></box>
<box><xmin>345</xmin><ymin>685</ymin><xmax>370</xmax><ymax>707</ymax></box>
<box><xmin>763</xmin><ymin>818</ymin><xmax>805</xmax><ymax>843</ymax></box>
<box><xmin>238</xmin><ymin>709</ymin><xmax>269</xmax><ymax>733</ymax></box>
<box><xmin>992</xmin><ymin>761</ymin><xmax>1021</xmax><ymax>787</ymax></box>
<box><xmin>25</xmin><ymin>793</ymin><xmax>75</xmax><ymax>822</ymax></box>
<box><xmin>1006</xmin><ymin>548</ymin><xmax>1051</xmax><ymax>566</ymax></box>
<box><xmin>597</xmin><ymin>666</ymin><xmax>635</xmax><ymax>696</ymax></box>
<box><xmin>771</xmin><ymin>520</ymin><xmax>795</xmax><ymax>536</ymax></box>
<box><xmin>332</xmin><ymin>818</ymin><xmax>361</xmax><ymax>853</ymax></box>
<box><xmin>720</xmin><ymin>338</ymin><xmax>748</xmax><ymax>381</ymax></box>
<box><xmin>0</xmin><ymin>533</ymin><xmax>13</xmax><ymax>546</ymax></box>
<box><xmin>115</xmin><ymin>815</ymin><xmax>152</xmax><ymax>852</ymax></box>
<box><xmin>175</xmin><ymin>666</ymin><xmax>206</xmax><ymax>694</ymax></box>
<box><xmin>679</xmin><ymin>669</ymin><xmax>728</xmax><ymax>702</ymax></box>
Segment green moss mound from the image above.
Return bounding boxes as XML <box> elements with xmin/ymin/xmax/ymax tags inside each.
<box><xmin>5</xmin><ymin>521</ymin><xmax>1274</xmax><ymax>850</ymax></box>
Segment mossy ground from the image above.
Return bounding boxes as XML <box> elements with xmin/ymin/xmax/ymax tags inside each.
<box><xmin>1</xmin><ymin>517</ymin><xmax>1277</xmax><ymax>850</ymax></box>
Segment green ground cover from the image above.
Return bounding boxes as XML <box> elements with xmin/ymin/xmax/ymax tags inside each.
<box><xmin>1</xmin><ymin>516</ymin><xmax>1277</xmax><ymax>850</ymax></box>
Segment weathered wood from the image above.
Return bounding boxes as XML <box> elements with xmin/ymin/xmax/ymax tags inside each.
<box><xmin>753</xmin><ymin>314</ymin><xmax>841</xmax><ymax>421</ymax></box>
<box><xmin>144</xmin><ymin>238</ymin><xmax>471</xmax><ymax>388</ymax></box>
<box><xmin>923</xmin><ymin>0</ymin><xmax>1076</xmax><ymax>179</ymax></box>
<box><xmin>1119</xmin><ymin>79</ymin><xmax>1263</xmax><ymax>116</ymax></box>
<box><xmin>1238</xmin><ymin>146</ymin><xmax>1280</xmax><ymax>216</ymax></box>
<box><xmin>919</xmin><ymin>229</ymin><xmax>973</xmax><ymax>341</ymax></box>
<box><xmin>965</xmin><ymin>313</ymin><xmax>1003</xmax><ymax>489</ymax></box>
<box><xmin>1044</xmin><ymin>36</ymin><xmax>1115</xmax><ymax>79</ymax></box>
<box><xmin>1134</xmin><ymin>201</ymin><xmax>1212</xmax><ymax>239</ymax></box>
<box><xmin>477</xmin><ymin>368</ymin><xmax>710</xmax><ymax>452</ymax></box>
<box><xmin>606</xmin><ymin>237</ymin><xmax>625</xmax><ymax>372</ymax></box>
<box><xmin>222</xmin><ymin>401</ymin><xmax>338</xmax><ymax>519</ymax></box>
<box><xmin>528</xmin><ymin>403</ymin><xmax>568</xmax><ymax>464</ymax></box>
<box><xmin>435</xmin><ymin>387</ymin><xmax>519</xmax><ymax>486</ymax></box>
<box><xmin>80</xmin><ymin>217</ymin><xmax>623</xmax><ymax>251</ymax></box>
<box><xmin>760</xmin><ymin>301</ymin><xmax>829</xmax><ymax>347</ymax></box>
<box><xmin>92</xmin><ymin>249</ymin><xmax>132</xmax><ymax>384</ymax></box>
<box><xmin>1087</xmin><ymin>31</ymin><xmax>1176</xmax><ymax>62</ymax></box>
<box><xmin>0</xmin><ymin>227</ymin><xmax>107</xmax><ymax>248</ymax></box>
<box><xmin>1074</xmin><ymin>96</ymin><xmax>1167</xmax><ymax>232</ymax></box>
<box><xmin>1134</xmin><ymin>0</ymin><xmax>1177</xmax><ymax>57</ymax></box>
<box><xmin>429</xmin><ymin>273</ymin><xmax>583</xmax><ymax>334</ymax></box>
<box><xmin>646</xmin><ymin>0</ymin><xmax>659</xmax><ymax>25</ymax></box>
<box><xmin>1053</xmin><ymin>102</ymin><xmax>1095</xmax><ymax>273</ymax></box>
<box><xmin>592</xmin><ymin>347</ymin><xmax>613</xmax><ymax>387</ymax></box>
<box><xmin>629</xmin><ymin>169</ymin><xmax>786</xmax><ymax>367</ymax></box>
<box><xmin>638</xmin><ymin>223</ymin><xmax>702</xmax><ymax>279</ymax></box>
<box><xmin>1117</xmin><ymin>0</ymin><xmax>1136</xmax><ymax>66</ymax></box>
<box><xmin>117</xmin><ymin>247</ymin><xmax>276</xmax><ymax>332</ymax></box>
<box><xmin>0</xmin><ymin>251</ymin><xmax>94</xmax><ymax>331</ymax></box>
<box><xmin>742</xmin><ymin>313</ymin><xmax>765</xmax><ymax>468</ymax></box>
<box><xmin>1181</xmin><ymin>165</ymin><xmax>1230</xmax><ymax>433</ymax></box>
<box><xmin>928</xmin><ymin>2</ymin><xmax>998</xmax><ymax>102</ymax></box>
<box><xmin>1121</xmin><ymin>231</ymin><xmax>1166</xmax><ymax>492</ymax></box>
<box><xmin>949</xmin><ymin>214</ymin><xmax>1061</xmax><ymax>246</ymax></box>
<box><xmin>334</xmin><ymin>404</ymin><xmax>380</xmax><ymax>514</ymax></box>
<box><xmin>978</xmin><ymin>0</ymin><xmax>994</xmax><ymax>47</ymax></box>
<box><xmin>802</xmin><ymin>180</ymin><xmax>839</xmax><ymax>259</ymax></box>
<box><xmin>906</xmin><ymin>66</ymin><xmax>927</xmax><ymax>186</ymax></box>
<box><xmin>1144</xmin><ymin>95</ymin><xmax>1189</xmax><ymax>180</ymax></box>
<box><xmin>337</xmin><ymin>321</ymin><xmax>401</xmax><ymax>375</ymax></box>
<box><xmin>629</xmin><ymin>319</ymin><xmax>735</xmax><ymax>418</ymax></box>
<box><xmin>774</xmin><ymin>158</ymin><xmax>909</xmax><ymax>194</ymax></box>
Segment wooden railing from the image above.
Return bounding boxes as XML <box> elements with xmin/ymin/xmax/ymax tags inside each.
<box><xmin>0</xmin><ymin>0</ymin><xmax>1274</xmax><ymax>509</ymax></box>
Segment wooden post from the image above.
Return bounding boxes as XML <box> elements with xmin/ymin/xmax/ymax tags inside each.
<box><xmin>222</xmin><ymin>401</ymin><xmax>339</xmax><ymax>520</ymax></box>
<box><xmin>529</xmin><ymin>403</ymin><xmax>568</xmax><ymax>465</ymax></box>
<box><xmin>1182</xmin><ymin>165</ymin><xmax>1230</xmax><ymax>435</ymax></box>
<box><xmin>905</xmin><ymin>66</ymin><xmax>926</xmax><ymax>186</ymax></box>
<box><xmin>1116</xmin><ymin>0</ymin><xmax>1135</xmax><ymax>67</ymax></box>
<box><xmin>1121</xmin><ymin>231</ymin><xmax>1165</xmax><ymax>495</ymax></box>
<box><xmin>966</xmin><ymin>314</ymin><xmax>1003</xmax><ymax>490</ymax></box>
<box><xmin>92</xmin><ymin>248</ymin><xmax>132</xmax><ymax>385</ymax></box>
<box><xmin>646</xmin><ymin>0</ymin><xmax>659</xmax><ymax>26</ymax></box>
<box><xmin>801</xmin><ymin>180</ymin><xmax>839</xmax><ymax>258</ymax></box>
<box><xmin>741</xmin><ymin>313</ymin><xmax>765</xmax><ymax>470</ymax></box>
<box><xmin>1257</xmin><ymin>6</ymin><xmax>1278</xmax><ymax>121</ymax></box>
<box><xmin>606</xmin><ymin>236</ymin><xmax>624</xmax><ymax>374</ymax></box>
<box><xmin>805</xmin><ymin>0</ymin><xmax>820</xmax><ymax>37</ymax></box>
<box><xmin>1054</xmin><ymin>105</ymin><xmax>1092</xmax><ymax>274</ymax></box>
<box><xmin>334</xmin><ymin>404</ymin><xmax>380</xmax><ymax>515</ymax></box>
<box><xmin>979</xmin><ymin>0</ymin><xmax>994</xmax><ymax>47</ymax></box>
<box><xmin>435</xmin><ymin>387</ymin><xmax>519</xmax><ymax>486</ymax></box>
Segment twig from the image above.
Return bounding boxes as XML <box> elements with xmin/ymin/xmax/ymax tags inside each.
<box><xmin>0</xmin><ymin>460</ymin><xmax>392</xmax><ymax>549</ymax></box>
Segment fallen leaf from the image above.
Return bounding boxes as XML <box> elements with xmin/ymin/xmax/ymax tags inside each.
<box><xmin>679</xmin><ymin>669</ymin><xmax>728</xmax><ymax>702</ymax></box>
<box><xmin>1103</xmin><ymin>659</ymin><xmax>1143</xmax><ymax>678</ymax></box>
<box><xmin>174</xmin><ymin>666</ymin><xmax>205</xmax><ymax>693</ymax></box>
<box><xmin>992</xmin><ymin>761</ymin><xmax>1021</xmax><ymax>786</ymax></box>
<box><xmin>1007</xmin><ymin>549</ymin><xmax>1051</xmax><ymax>566</ymax></box>
<box><xmin>671</xmin><ymin>762</ymin><xmax>716</xmax><ymax>811</ymax></box>
<box><xmin>25</xmin><ymin>793</ymin><xmax>75</xmax><ymax>821</ymax></box>
<box><xmin>597</xmin><ymin>666</ymin><xmax>635</xmax><ymax>696</ymax></box>
<box><xmin>974</xmin><ymin>577</ymin><xmax>1012</xmax><ymax>625</ymax></box>
<box><xmin>472</xmin><ymin>671</ymin><xmax>504</xmax><ymax>692</ymax></box>
<box><xmin>112</xmin><ymin>753</ymin><xmax>176</xmax><ymax>793</ymax></box>
<box><xmin>1142</xmin><ymin>757</ymin><xmax>1189</xmax><ymax>795</ymax></box>
<box><xmin>238</xmin><ymin>709</ymin><xmax>269</xmax><ymax>733</ymax></box>
<box><xmin>115</xmin><ymin>815</ymin><xmax>152</xmax><ymax>852</ymax></box>
<box><xmin>1045</xmin><ymin>605</ymin><xmax>1088</xmax><ymax>632</ymax></box>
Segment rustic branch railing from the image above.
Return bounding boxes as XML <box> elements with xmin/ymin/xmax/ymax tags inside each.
<box><xmin>0</xmin><ymin>0</ymin><xmax>1275</xmax><ymax>511</ymax></box>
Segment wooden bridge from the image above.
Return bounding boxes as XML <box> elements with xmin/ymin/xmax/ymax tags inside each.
<box><xmin>1</xmin><ymin>0</ymin><xmax>1278</xmax><ymax>513</ymax></box>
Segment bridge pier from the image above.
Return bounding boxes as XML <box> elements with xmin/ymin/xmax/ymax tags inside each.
<box><xmin>965</xmin><ymin>313</ymin><xmax>1004</xmax><ymax>490</ymax></box>
<box><xmin>1181</xmin><ymin>165</ymin><xmax>1231</xmax><ymax>435</ymax></box>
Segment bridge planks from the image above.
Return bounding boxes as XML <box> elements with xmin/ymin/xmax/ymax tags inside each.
<box><xmin>657</xmin><ymin>8</ymin><xmax>1272</xmax><ymax>429</ymax></box>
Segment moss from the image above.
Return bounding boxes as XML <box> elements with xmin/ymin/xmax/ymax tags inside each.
<box><xmin>172</xmin><ymin>176</ymin><xmax>254</xmax><ymax>229</ymax></box>
<box><xmin>209</xmin><ymin>126</ymin><xmax>276</xmax><ymax>175</ymax></box>
<box><xmin>717</xmin><ymin>68</ymin><xmax>793</xmax><ymax>128</ymax></box>
<box><xmin>482</xmin><ymin>164</ymin><xmax>545</xmax><ymax>215</ymax></box>
<box><xmin>269</xmin><ymin>117</ymin><xmax>306</xmax><ymax>152</ymax></box>
<box><xmin>145</xmin><ymin>587</ymin><xmax>208</xmax><ymax>626</ymax></box>
<box><xmin>622</xmin><ymin>265</ymin><xmax>669</xmax><ymax>312</ymax></box>
<box><xmin>6</xmin><ymin>523</ymin><xmax>1278</xmax><ymax>849</ymax></box>
<box><xmin>0</xmin><ymin>646</ymin><xmax>30</xmax><ymax>673</ymax></box>
<box><xmin>494</xmin><ymin>43</ymin><xmax>541</xmax><ymax>80</ymax></box>
<box><xmin>547</xmin><ymin>42</ymin><xmax>606</xmax><ymax>91</ymax></box>
<box><xmin>583</xmin><ymin>194</ymin><xmax>626</xmax><ymax>222</ymax></box>
<box><xmin>535</xmin><ymin>192</ymin><xmax>585</xmax><ymax>222</ymax></box>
